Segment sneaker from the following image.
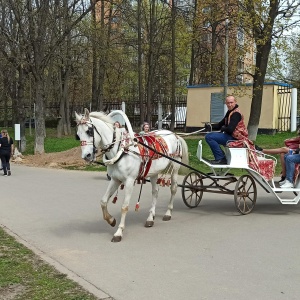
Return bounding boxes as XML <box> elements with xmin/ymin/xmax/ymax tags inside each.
<box><xmin>280</xmin><ymin>180</ymin><xmax>293</xmax><ymax>188</ymax></box>
<box><xmin>210</xmin><ymin>158</ymin><xmax>227</xmax><ymax>165</ymax></box>
<box><xmin>278</xmin><ymin>176</ymin><xmax>286</xmax><ymax>185</ymax></box>
<box><xmin>7</xmin><ymin>171</ymin><xmax>11</xmax><ymax>176</ymax></box>
<box><xmin>255</xmin><ymin>145</ymin><xmax>263</xmax><ymax>152</ymax></box>
<box><xmin>3</xmin><ymin>174</ymin><xmax>7</xmax><ymax>176</ymax></box>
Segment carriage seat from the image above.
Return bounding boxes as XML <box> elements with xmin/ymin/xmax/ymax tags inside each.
<box><xmin>197</xmin><ymin>140</ymin><xmax>249</xmax><ymax>168</ymax></box>
<box><xmin>225</xmin><ymin>143</ymin><xmax>276</xmax><ymax>180</ymax></box>
<box><xmin>224</xmin><ymin>147</ymin><xmax>249</xmax><ymax>168</ymax></box>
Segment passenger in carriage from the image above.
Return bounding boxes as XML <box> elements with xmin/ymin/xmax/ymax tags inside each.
<box><xmin>255</xmin><ymin>128</ymin><xmax>300</xmax><ymax>185</ymax></box>
<box><xmin>114</xmin><ymin>121</ymin><xmax>121</xmax><ymax>128</ymax></box>
<box><xmin>140</xmin><ymin>122</ymin><xmax>150</xmax><ymax>135</ymax></box>
<box><xmin>280</xmin><ymin>153</ymin><xmax>300</xmax><ymax>188</ymax></box>
<box><xmin>204</xmin><ymin>95</ymin><xmax>248</xmax><ymax>165</ymax></box>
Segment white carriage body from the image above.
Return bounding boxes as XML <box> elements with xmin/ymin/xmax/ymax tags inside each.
<box><xmin>197</xmin><ymin>140</ymin><xmax>300</xmax><ymax>205</ymax></box>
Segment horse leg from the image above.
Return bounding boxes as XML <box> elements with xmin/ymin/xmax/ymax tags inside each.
<box><xmin>111</xmin><ymin>179</ymin><xmax>135</xmax><ymax>242</ymax></box>
<box><xmin>163</xmin><ymin>169</ymin><xmax>178</xmax><ymax>221</ymax></box>
<box><xmin>145</xmin><ymin>175</ymin><xmax>158</xmax><ymax>227</ymax></box>
<box><xmin>101</xmin><ymin>179</ymin><xmax>121</xmax><ymax>228</ymax></box>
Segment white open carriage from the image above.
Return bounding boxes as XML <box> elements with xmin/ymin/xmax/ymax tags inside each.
<box><xmin>179</xmin><ymin>140</ymin><xmax>300</xmax><ymax>214</ymax></box>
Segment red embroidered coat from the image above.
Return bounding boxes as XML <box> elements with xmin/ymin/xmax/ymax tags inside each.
<box><xmin>228</xmin><ymin>107</ymin><xmax>248</xmax><ymax>140</ymax></box>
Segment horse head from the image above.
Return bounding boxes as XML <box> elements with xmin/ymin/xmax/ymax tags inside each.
<box><xmin>75</xmin><ymin>108</ymin><xmax>99</xmax><ymax>162</ymax></box>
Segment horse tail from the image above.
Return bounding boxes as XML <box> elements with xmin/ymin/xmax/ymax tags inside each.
<box><xmin>178</xmin><ymin>136</ymin><xmax>189</xmax><ymax>166</ymax></box>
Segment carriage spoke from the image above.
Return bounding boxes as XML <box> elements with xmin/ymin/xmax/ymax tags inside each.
<box><xmin>234</xmin><ymin>175</ymin><xmax>257</xmax><ymax>215</ymax></box>
<box><xmin>182</xmin><ymin>172</ymin><xmax>204</xmax><ymax>208</ymax></box>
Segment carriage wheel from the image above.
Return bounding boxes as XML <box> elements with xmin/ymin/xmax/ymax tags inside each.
<box><xmin>234</xmin><ymin>175</ymin><xmax>257</xmax><ymax>215</ymax></box>
<box><xmin>181</xmin><ymin>171</ymin><xmax>204</xmax><ymax>208</ymax></box>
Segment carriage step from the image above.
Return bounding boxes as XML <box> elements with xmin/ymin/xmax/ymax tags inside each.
<box><xmin>273</xmin><ymin>188</ymin><xmax>300</xmax><ymax>192</ymax></box>
<box><xmin>201</xmin><ymin>157</ymin><xmax>230</xmax><ymax>167</ymax></box>
<box><xmin>279</xmin><ymin>199</ymin><xmax>299</xmax><ymax>204</ymax></box>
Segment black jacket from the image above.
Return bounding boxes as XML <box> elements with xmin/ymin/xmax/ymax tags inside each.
<box><xmin>211</xmin><ymin>104</ymin><xmax>242</xmax><ymax>135</ymax></box>
<box><xmin>0</xmin><ymin>137</ymin><xmax>13</xmax><ymax>154</ymax></box>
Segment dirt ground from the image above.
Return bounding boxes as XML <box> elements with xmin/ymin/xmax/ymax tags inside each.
<box><xmin>15</xmin><ymin>147</ymin><xmax>89</xmax><ymax>168</ymax></box>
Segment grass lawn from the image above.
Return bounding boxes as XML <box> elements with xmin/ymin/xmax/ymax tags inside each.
<box><xmin>0</xmin><ymin>128</ymin><xmax>295</xmax><ymax>298</ymax></box>
<box><xmin>0</xmin><ymin>227</ymin><xmax>99</xmax><ymax>300</ymax></box>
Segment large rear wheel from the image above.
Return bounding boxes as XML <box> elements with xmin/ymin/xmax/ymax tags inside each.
<box><xmin>234</xmin><ymin>175</ymin><xmax>257</xmax><ymax>214</ymax></box>
<box><xmin>181</xmin><ymin>171</ymin><xmax>204</xmax><ymax>208</ymax></box>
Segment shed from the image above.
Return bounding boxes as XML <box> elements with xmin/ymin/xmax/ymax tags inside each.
<box><xmin>186</xmin><ymin>82</ymin><xmax>296</xmax><ymax>134</ymax></box>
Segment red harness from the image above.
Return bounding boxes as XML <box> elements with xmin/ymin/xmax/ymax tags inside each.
<box><xmin>134</xmin><ymin>133</ymin><xmax>169</xmax><ymax>180</ymax></box>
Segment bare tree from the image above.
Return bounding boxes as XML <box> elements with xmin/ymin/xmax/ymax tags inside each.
<box><xmin>0</xmin><ymin>0</ymin><xmax>100</xmax><ymax>153</ymax></box>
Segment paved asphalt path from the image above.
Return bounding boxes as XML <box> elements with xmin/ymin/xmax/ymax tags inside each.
<box><xmin>1</xmin><ymin>164</ymin><xmax>300</xmax><ymax>300</ymax></box>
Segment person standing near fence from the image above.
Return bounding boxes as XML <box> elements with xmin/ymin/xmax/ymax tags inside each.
<box><xmin>0</xmin><ymin>129</ymin><xmax>14</xmax><ymax>176</ymax></box>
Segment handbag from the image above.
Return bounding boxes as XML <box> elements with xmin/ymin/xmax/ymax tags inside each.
<box><xmin>284</xmin><ymin>137</ymin><xmax>300</xmax><ymax>149</ymax></box>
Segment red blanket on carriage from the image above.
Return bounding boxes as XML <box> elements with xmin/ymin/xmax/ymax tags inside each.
<box><xmin>226</xmin><ymin>140</ymin><xmax>275</xmax><ymax>181</ymax></box>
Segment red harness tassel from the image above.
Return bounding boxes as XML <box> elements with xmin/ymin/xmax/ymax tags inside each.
<box><xmin>135</xmin><ymin>202</ymin><xmax>140</xmax><ymax>211</ymax></box>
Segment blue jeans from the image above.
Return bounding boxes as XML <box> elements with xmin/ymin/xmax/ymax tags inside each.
<box><xmin>284</xmin><ymin>154</ymin><xmax>300</xmax><ymax>182</ymax></box>
<box><xmin>205</xmin><ymin>132</ymin><xmax>236</xmax><ymax>160</ymax></box>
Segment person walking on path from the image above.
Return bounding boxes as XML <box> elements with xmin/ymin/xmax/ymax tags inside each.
<box><xmin>0</xmin><ymin>129</ymin><xmax>14</xmax><ymax>176</ymax></box>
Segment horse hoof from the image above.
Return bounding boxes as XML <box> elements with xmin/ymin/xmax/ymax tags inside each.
<box><xmin>111</xmin><ymin>236</ymin><xmax>122</xmax><ymax>242</ymax></box>
<box><xmin>145</xmin><ymin>221</ymin><xmax>154</xmax><ymax>227</ymax></box>
<box><xmin>110</xmin><ymin>218</ymin><xmax>116</xmax><ymax>227</ymax></box>
<box><xmin>162</xmin><ymin>215</ymin><xmax>171</xmax><ymax>221</ymax></box>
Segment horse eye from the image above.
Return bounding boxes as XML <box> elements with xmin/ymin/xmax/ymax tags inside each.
<box><xmin>87</xmin><ymin>127</ymin><xmax>93</xmax><ymax>136</ymax></box>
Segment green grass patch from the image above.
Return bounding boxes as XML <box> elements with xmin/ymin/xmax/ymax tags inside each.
<box><xmin>0</xmin><ymin>227</ymin><xmax>98</xmax><ymax>300</ymax></box>
<box><xmin>22</xmin><ymin>128</ymin><xmax>78</xmax><ymax>155</ymax></box>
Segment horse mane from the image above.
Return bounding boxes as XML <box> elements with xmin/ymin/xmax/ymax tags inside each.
<box><xmin>89</xmin><ymin>111</ymin><xmax>114</xmax><ymax>128</ymax></box>
<box><xmin>89</xmin><ymin>111</ymin><xmax>122</xmax><ymax>140</ymax></box>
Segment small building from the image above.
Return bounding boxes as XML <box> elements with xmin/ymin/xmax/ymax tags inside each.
<box><xmin>186</xmin><ymin>82</ymin><xmax>295</xmax><ymax>134</ymax></box>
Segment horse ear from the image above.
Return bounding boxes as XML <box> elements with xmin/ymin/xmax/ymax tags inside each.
<box><xmin>84</xmin><ymin>108</ymin><xmax>90</xmax><ymax>120</ymax></box>
<box><xmin>75</xmin><ymin>111</ymin><xmax>81</xmax><ymax>121</ymax></box>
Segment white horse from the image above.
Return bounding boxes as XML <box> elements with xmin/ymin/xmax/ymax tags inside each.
<box><xmin>75</xmin><ymin>109</ymin><xmax>189</xmax><ymax>242</ymax></box>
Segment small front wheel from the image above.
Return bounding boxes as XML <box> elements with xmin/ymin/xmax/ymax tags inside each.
<box><xmin>234</xmin><ymin>175</ymin><xmax>257</xmax><ymax>214</ymax></box>
<box><xmin>181</xmin><ymin>171</ymin><xmax>204</xmax><ymax>208</ymax></box>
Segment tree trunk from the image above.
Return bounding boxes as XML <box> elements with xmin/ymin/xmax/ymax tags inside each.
<box><xmin>146</xmin><ymin>0</ymin><xmax>156</xmax><ymax>124</ymax></box>
<box><xmin>16</xmin><ymin>66</ymin><xmax>27</xmax><ymax>152</ymax></box>
<box><xmin>248</xmin><ymin>42</ymin><xmax>272</xmax><ymax>140</ymax></box>
<box><xmin>246</xmin><ymin>0</ymin><xmax>279</xmax><ymax>140</ymax></box>
<box><xmin>170</xmin><ymin>0</ymin><xmax>176</xmax><ymax>131</ymax></box>
<box><xmin>34</xmin><ymin>78</ymin><xmax>46</xmax><ymax>154</ymax></box>
<box><xmin>91</xmin><ymin>0</ymin><xmax>99</xmax><ymax>111</ymax></box>
<box><xmin>138</xmin><ymin>0</ymin><xmax>144</xmax><ymax>125</ymax></box>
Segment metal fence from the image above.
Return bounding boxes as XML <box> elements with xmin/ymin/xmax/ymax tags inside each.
<box><xmin>277</xmin><ymin>86</ymin><xmax>292</xmax><ymax>132</ymax></box>
<box><xmin>72</xmin><ymin>96</ymin><xmax>187</xmax><ymax>129</ymax></box>
<box><xmin>0</xmin><ymin>96</ymin><xmax>187</xmax><ymax>129</ymax></box>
